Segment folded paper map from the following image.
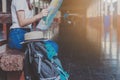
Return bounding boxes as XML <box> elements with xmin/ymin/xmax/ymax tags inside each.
<box><xmin>36</xmin><ymin>0</ymin><xmax>63</xmax><ymax>30</ymax></box>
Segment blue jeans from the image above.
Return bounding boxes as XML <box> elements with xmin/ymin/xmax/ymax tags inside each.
<box><xmin>8</xmin><ymin>28</ymin><xmax>30</xmax><ymax>50</ymax></box>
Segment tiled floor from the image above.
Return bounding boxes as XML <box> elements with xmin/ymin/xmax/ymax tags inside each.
<box><xmin>57</xmin><ymin>23</ymin><xmax>120</xmax><ymax>80</ymax></box>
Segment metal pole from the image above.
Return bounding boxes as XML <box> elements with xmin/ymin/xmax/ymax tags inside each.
<box><xmin>33</xmin><ymin>0</ymin><xmax>36</xmax><ymax>15</ymax></box>
<box><xmin>38</xmin><ymin>0</ymin><xmax>41</xmax><ymax>12</ymax></box>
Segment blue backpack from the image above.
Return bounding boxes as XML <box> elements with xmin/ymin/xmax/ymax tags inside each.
<box><xmin>24</xmin><ymin>40</ymin><xmax>69</xmax><ymax>80</ymax></box>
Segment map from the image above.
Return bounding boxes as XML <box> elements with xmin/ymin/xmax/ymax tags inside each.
<box><xmin>36</xmin><ymin>0</ymin><xmax>63</xmax><ymax>30</ymax></box>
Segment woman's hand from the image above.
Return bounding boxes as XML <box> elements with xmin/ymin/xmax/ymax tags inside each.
<box><xmin>36</xmin><ymin>9</ymin><xmax>48</xmax><ymax>20</ymax></box>
<box><xmin>41</xmin><ymin>9</ymin><xmax>49</xmax><ymax>17</ymax></box>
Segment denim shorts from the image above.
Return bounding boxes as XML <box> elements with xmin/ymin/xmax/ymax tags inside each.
<box><xmin>8</xmin><ymin>28</ymin><xmax>30</xmax><ymax>50</ymax></box>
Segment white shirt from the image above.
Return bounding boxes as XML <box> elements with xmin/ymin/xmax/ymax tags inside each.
<box><xmin>11</xmin><ymin>0</ymin><xmax>34</xmax><ymax>29</ymax></box>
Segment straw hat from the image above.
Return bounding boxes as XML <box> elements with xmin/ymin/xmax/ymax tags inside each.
<box><xmin>24</xmin><ymin>31</ymin><xmax>44</xmax><ymax>40</ymax></box>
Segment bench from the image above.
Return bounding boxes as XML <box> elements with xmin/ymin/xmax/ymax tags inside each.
<box><xmin>0</xmin><ymin>13</ymin><xmax>25</xmax><ymax>80</ymax></box>
<box><xmin>0</xmin><ymin>48</ymin><xmax>25</xmax><ymax>80</ymax></box>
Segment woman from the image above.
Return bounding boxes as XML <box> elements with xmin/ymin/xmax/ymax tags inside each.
<box><xmin>8</xmin><ymin>0</ymin><xmax>48</xmax><ymax>50</ymax></box>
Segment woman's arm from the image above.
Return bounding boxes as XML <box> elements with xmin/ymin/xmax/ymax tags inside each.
<box><xmin>17</xmin><ymin>9</ymin><xmax>48</xmax><ymax>27</ymax></box>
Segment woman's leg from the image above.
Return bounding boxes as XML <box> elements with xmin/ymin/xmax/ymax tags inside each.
<box><xmin>8</xmin><ymin>28</ymin><xmax>29</xmax><ymax>50</ymax></box>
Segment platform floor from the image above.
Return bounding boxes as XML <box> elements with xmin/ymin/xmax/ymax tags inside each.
<box><xmin>0</xmin><ymin>23</ymin><xmax>120</xmax><ymax>80</ymax></box>
<box><xmin>58</xmin><ymin>23</ymin><xmax>120</xmax><ymax>80</ymax></box>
